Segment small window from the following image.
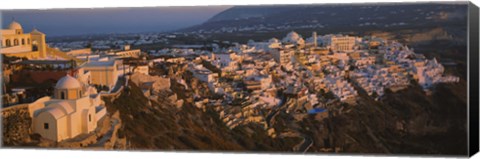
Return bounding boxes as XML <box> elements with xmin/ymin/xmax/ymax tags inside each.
<box><xmin>89</xmin><ymin>114</ymin><xmax>91</xmax><ymax>122</ymax></box>
<box><xmin>60</xmin><ymin>92</ymin><xmax>65</xmax><ymax>99</ymax></box>
<box><xmin>44</xmin><ymin>123</ymin><xmax>49</xmax><ymax>129</ymax></box>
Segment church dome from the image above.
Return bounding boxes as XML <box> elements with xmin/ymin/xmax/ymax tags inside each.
<box><xmin>286</xmin><ymin>31</ymin><xmax>300</xmax><ymax>39</ymax></box>
<box><xmin>8</xmin><ymin>21</ymin><xmax>22</xmax><ymax>30</ymax></box>
<box><xmin>282</xmin><ymin>31</ymin><xmax>303</xmax><ymax>43</ymax></box>
<box><xmin>269</xmin><ymin>38</ymin><xmax>279</xmax><ymax>43</ymax></box>
<box><xmin>55</xmin><ymin>75</ymin><xmax>82</xmax><ymax>89</ymax></box>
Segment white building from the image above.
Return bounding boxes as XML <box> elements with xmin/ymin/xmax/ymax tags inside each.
<box><xmin>29</xmin><ymin>75</ymin><xmax>106</xmax><ymax>142</ymax></box>
<box><xmin>282</xmin><ymin>31</ymin><xmax>305</xmax><ymax>47</ymax></box>
<box><xmin>330</xmin><ymin>35</ymin><xmax>357</xmax><ymax>51</ymax></box>
<box><xmin>272</xmin><ymin>49</ymin><xmax>293</xmax><ymax>66</ymax></box>
<box><xmin>189</xmin><ymin>64</ymin><xmax>218</xmax><ymax>82</ymax></box>
<box><xmin>212</xmin><ymin>53</ymin><xmax>234</xmax><ymax>68</ymax></box>
<box><xmin>414</xmin><ymin>58</ymin><xmax>460</xmax><ymax>89</ymax></box>
<box><xmin>82</xmin><ymin>60</ymin><xmax>120</xmax><ymax>89</ymax></box>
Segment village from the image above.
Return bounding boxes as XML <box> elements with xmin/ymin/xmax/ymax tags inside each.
<box><xmin>1</xmin><ymin>20</ymin><xmax>460</xmax><ymax>150</ymax></box>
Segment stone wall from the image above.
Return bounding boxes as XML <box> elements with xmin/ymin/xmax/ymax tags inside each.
<box><xmin>1</xmin><ymin>104</ymin><xmax>33</xmax><ymax>146</ymax></box>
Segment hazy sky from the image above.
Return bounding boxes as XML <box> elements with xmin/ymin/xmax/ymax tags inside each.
<box><xmin>1</xmin><ymin>6</ymin><xmax>231</xmax><ymax>36</ymax></box>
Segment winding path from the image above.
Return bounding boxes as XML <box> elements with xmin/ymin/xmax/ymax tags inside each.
<box><xmin>89</xmin><ymin>118</ymin><xmax>119</xmax><ymax>147</ymax></box>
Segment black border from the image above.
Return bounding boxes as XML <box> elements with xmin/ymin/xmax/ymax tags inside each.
<box><xmin>469</xmin><ymin>1</ymin><xmax>479</xmax><ymax>157</ymax></box>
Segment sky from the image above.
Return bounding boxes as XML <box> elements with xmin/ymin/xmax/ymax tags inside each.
<box><xmin>1</xmin><ymin>6</ymin><xmax>231</xmax><ymax>37</ymax></box>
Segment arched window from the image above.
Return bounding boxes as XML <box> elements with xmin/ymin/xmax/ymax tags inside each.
<box><xmin>13</xmin><ymin>39</ymin><xmax>19</xmax><ymax>46</ymax></box>
<box><xmin>61</xmin><ymin>92</ymin><xmax>65</xmax><ymax>99</ymax></box>
<box><xmin>21</xmin><ymin>39</ymin><xmax>25</xmax><ymax>45</ymax></box>
<box><xmin>27</xmin><ymin>38</ymin><xmax>30</xmax><ymax>44</ymax></box>
<box><xmin>88</xmin><ymin>114</ymin><xmax>91</xmax><ymax>122</ymax></box>
<box><xmin>6</xmin><ymin>39</ymin><xmax>11</xmax><ymax>47</ymax></box>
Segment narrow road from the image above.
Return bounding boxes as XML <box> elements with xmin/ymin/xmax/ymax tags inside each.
<box><xmin>265</xmin><ymin>96</ymin><xmax>287</xmax><ymax>127</ymax></box>
<box><xmin>300</xmin><ymin>135</ymin><xmax>313</xmax><ymax>153</ymax></box>
<box><xmin>293</xmin><ymin>133</ymin><xmax>313</xmax><ymax>153</ymax></box>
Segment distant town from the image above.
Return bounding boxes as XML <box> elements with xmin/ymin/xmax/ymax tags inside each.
<box><xmin>1</xmin><ymin>17</ymin><xmax>464</xmax><ymax>152</ymax></box>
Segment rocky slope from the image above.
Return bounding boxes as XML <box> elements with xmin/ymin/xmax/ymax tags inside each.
<box><xmin>296</xmin><ymin>81</ymin><xmax>467</xmax><ymax>155</ymax></box>
<box><xmin>103</xmin><ymin>80</ymin><xmax>301</xmax><ymax>151</ymax></box>
<box><xmin>102</xmin><ymin>66</ymin><xmax>467</xmax><ymax>155</ymax></box>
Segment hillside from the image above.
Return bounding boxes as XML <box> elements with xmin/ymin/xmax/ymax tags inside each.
<box><xmin>182</xmin><ymin>2</ymin><xmax>467</xmax><ymax>34</ymax></box>
<box><xmin>2</xmin><ymin>66</ymin><xmax>467</xmax><ymax>154</ymax></box>
<box><xmin>307</xmin><ymin>82</ymin><xmax>468</xmax><ymax>154</ymax></box>
<box><xmin>100</xmin><ymin>70</ymin><xmax>467</xmax><ymax>155</ymax></box>
<box><xmin>103</xmin><ymin>81</ymin><xmax>301</xmax><ymax>151</ymax></box>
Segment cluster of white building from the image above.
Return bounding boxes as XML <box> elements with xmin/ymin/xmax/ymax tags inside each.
<box><xmin>412</xmin><ymin>58</ymin><xmax>460</xmax><ymax>89</ymax></box>
<box><xmin>44</xmin><ymin>28</ymin><xmax>460</xmax><ymax>133</ymax></box>
<box><xmin>322</xmin><ymin>74</ymin><xmax>358</xmax><ymax>101</ymax></box>
<box><xmin>192</xmin><ymin>30</ymin><xmax>460</xmax><ymax>113</ymax></box>
<box><xmin>383</xmin><ymin>42</ymin><xmax>460</xmax><ymax>90</ymax></box>
<box><xmin>352</xmin><ymin>65</ymin><xmax>410</xmax><ymax>99</ymax></box>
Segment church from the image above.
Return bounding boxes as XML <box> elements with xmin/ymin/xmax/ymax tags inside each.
<box><xmin>28</xmin><ymin>73</ymin><xmax>107</xmax><ymax>142</ymax></box>
<box><xmin>0</xmin><ymin>20</ymin><xmax>48</xmax><ymax>59</ymax></box>
<box><xmin>1</xmin><ymin>20</ymin><xmax>82</xmax><ymax>62</ymax></box>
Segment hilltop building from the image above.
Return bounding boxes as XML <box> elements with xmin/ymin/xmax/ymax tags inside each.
<box><xmin>1</xmin><ymin>20</ymin><xmax>83</xmax><ymax>63</ymax></box>
<box><xmin>29</xmin><ymin>75</ymin><xmax>106</xmax><ymax>142</ymax></box>
<box><xmin>1</xmin><ymin>20</ymin><xmax>47</xmax><ymax>59</ymax></box>
<box><xmin>330</xmin><ymin>35</ymin><xmax>357</xmax><ymax>52</ymax></box>
<box><xmin>212</xmin><ymin>52</ymin><xmax>234</xmax><ymax>68</ymax></box>
<box><xmin>272</xmin><ymin>48</ymin><xmax>293</xmax><ymax>66</ymax></box>
<box><xmin>282</xmin><ymin>31</ymin><xmax>305</xmax><ymax>47</ymax></box>
<box><xmin>82</xmin><ymin>59</ymin><xmax>120</xmax><ymax>89</ymax></box>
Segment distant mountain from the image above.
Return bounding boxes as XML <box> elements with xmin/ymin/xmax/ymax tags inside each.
<box><xmin>1</xmin><ymin>6</ymin><xmax>230</xmax><ymax>36</ymax></box>
<box><xmin>181</xmin><ymin>3</ymin><xmax>468</xmax><ymax>34</ymax></box>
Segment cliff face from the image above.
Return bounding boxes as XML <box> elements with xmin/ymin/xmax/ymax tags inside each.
<box><xmin>305</xmin><ymin>82</ymin><xmax>468</xmax><ymax>155</ymax></box>
<box><xmin>2</xmin><ymin>105</ymin><xmax>33</xmax><ymax>146</ymax></box>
